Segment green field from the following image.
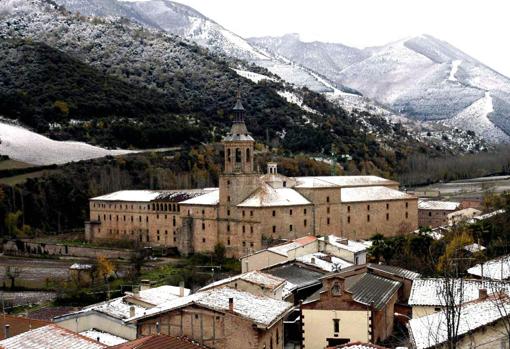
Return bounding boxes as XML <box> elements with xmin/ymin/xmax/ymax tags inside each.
<box><xmin>0</xmin><ymin>159</ymin><xmax>35</xmax><ymax>170</ymax></box>
<box><xmin>0</xmin><ymin>169</ymin><xmax>59</xmax><ymax>185</ymax></box>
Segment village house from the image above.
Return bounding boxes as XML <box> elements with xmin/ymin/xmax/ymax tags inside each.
<box><xmin>408</xmin><ymin>278</ymin><xmax>510</xmax><ymax>318</ymax></box>
<box><xmin>55</xmin><ymin>284</ymin><xmax>190</xmax><ymax>341</ymax></box>
<box><xmin>241</xmin><ymin>235</ymin><xmax>367</xmax><ymax>273</ymax></box>
<box><xmin>125</xmin><ymin>287</ymin><xmax>293</xmax><ymax>349</ymax></box>
<box><xmin>85</xmin><ymin>94</ymin><xmax>418</xmax><ymax>258</ymax></box>
<box><xmin>408</xmin><ymin>293</ymin><xmax>510</xmax><ymax>349</ymax></box>
<box><xmin>300</xmin><ymin>269</ymin><xmax>401</xmax><ymax>348</ymax></box>
<box><xmin>109</xmin><ymin>334</ymin><xmax>209</xmax><ymax>349</ymax></box>
<box><xmin>418</xmin><ymin>199</ymin><xmax>461</xmax><ymax>228</ymax></box>
<box><xmin>447</xmin><ymin>207</ymin><xmax>482</xmax><ymax>225</ymax></box>
<box><xmin>0</xmin><ymin>315</ymin><xmax>49</xmax><ymax>340</ymax></box>
<box><xmin>468</xmin><ymin>254</ymin><xmax>510</xmax><ymax>281</ymax></box>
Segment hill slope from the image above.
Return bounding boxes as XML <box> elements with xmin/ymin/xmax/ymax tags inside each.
<box><xmin>250</xmin><ymin>34</ymin><xmax>510</xmax><ymax>143</ymax></box>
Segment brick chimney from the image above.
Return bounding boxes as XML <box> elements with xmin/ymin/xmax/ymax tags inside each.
<box><xmin>4</xmin><ymin>324</ymin><xmax>9</xmax><ymax>339</ymax></box>
<box><xmin>140</xmin><ymin>279</ymin><xmax>151</xmax><ymax>291</ymax></box>
<box><xmin>479</xmin><ymin>288</ymin><xmax>488</xmax><ymax>300</ymax></box>
<box><xmin>228</xmin><ymin>297</ymin><xmax>234</xmax><ymax>312</ymax></box>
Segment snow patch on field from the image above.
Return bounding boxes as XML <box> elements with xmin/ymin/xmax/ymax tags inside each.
<box><xmin>0</xmin><ymin>121</ymin><xmax>134</xmax><ymax>165</ymax></box>
<box><xmin>232</xmin><ymin>68</ymin><xmax>276</xmax><ymax>83</ymax></box>
<box><xmin>277</xmin><ymin>90</ymin><xmax>318</xmax><ymax>114</ymax></box>
<box><xmin>444</xmin><ymin>92</ymin><xmax>510</xmax><ymax>143</ymax></box>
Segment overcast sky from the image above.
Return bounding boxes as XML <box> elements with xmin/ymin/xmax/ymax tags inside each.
<box><xmin>170</xmin><ymin>0</ymin><xmax>510</xmax><ymax>77</ymax></box>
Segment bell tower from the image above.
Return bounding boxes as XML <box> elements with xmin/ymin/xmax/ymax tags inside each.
<box><xmin>222</xmin><ymin>90</ymin><xmax>255</xmax><ymax>175</ymax></box>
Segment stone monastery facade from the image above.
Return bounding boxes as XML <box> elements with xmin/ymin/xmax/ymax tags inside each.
<box><xmin>85</xmin><ymin>95</ymin><xmax>418</xmax><ymax>258</ymax></box>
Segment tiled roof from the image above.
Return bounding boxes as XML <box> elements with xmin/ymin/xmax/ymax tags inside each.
<box><xmin>367</xmin><ymin>263</ymin><xmax>421</xmax><ymax>280</ymax></box>
<box><xmin>91</xmin><ymin>189</ymin><xmax>214</xmax><ymax>203</ymax></box>
<box><xmin>199</xmin><ymin>270</ymin><xmax>286</xmax><ymax>292</ymax></box>
<box><xmin>341</xmin><ymin>186</ymin><xmax>414</xmax><ymax>203</ymax></box>
<box><xmin>0</xmin><ymin>324</ymin><xmax>106</xmax><ymax>349</ymax></box>
<box><xmin>347</xmin><ymin>273</ymin><xmax>401</xmax><ymax>310</ymax></box>
<box><xmin>294</xmin><ymin>176</ymin><xmax>396</xmax><ymax>188</ymax></box>
<box><xmin>320</xmin><ymin>235</ymin><xmax>367</xmax><ymax>253</ymax></box>
<box><xmin>468</xmin><ymin>254</ymin><xmax>510</xmax><ymax>280</ymax></box>
<box><xmin>180</xmin><ymin>189</ymin><xmax>219</xmax><ymax>206</ymax></box>
<box><xmin>409</xmin><ymin>295</ymin><xmax>510</xmax><ymax>349</ymax></box>
<box><xmin>237</xmin><ymin>185</ymin><xmax>310</xmax><ymax>207</ymax></box>
<box><xmin>125</xmin><ymin>285</ymin><xmax>191</xmax><ymax>305</ymax></box>
<box><xmin>109</xmin><ymin>335</ymin><xmax>208</xmax><ymax>349</ymax></box>
<box><xmin>267</xmin><ymin>235</ymin><xmax>317</xmax><ymax>256</ymax></box>
<box><xmin>129</xmin><ymin>288</ymin><xmax>293</xmax><ymax>328</ymax></box>
<box><xmin>418</xmin><ymin>200</ymin><xmax>460</xmax><ymax>211</ymax></box>
<box><xmin>0</xmin><ymin>315</ymin><xmax>49</xmax><ymax>340</ymax></box>
<box><xmin>297</xmin><ymin>252</ymin><xmax>353</xmax><ymax>272</ymax></box>
<box><xmin>409</xmin><ymin>278</ymin><xmax>510</xmax><ymax>306</ymax></box>
<box><xmin>27</xmin><ymin>306</ymin><xmax>79</xmax><ymax>321</ymax></box>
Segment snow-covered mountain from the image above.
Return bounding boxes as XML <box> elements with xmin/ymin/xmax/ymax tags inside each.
<box><xmin>0</xmin><ymin>120</ymin><xmax>133</xmax><ymax>165</ymax></box>
<box><xmin>249</xmin><ymin>34</ymin><xmax>510</xmax><ymax>143</ymax></box>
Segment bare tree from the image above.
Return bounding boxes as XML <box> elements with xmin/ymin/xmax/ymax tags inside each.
<box><xmin>5</xmin><ymin>266</ymin><xmax>23</xmax><ymax>289</ymax></box>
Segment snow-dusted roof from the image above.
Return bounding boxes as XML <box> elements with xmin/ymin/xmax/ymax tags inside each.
<box><xmin>237</xmin><ymin>185</ymin><xmax>311</xmax><ymax>207</ymax></box>
<box><xmin>320</xmin><ymin>235</ymin><xmax>367</xmax><ymax>253</ymax></box>
<box><xmin>341</xmin><ymin>186</ymin><xmax>414</xmax><ymax>203</ymax></box>
<box><xmin>267</xmin><ymin>236</ymin><xmax>317</xmax><ymax>256</ymax></box>
<box><xmin>129</xmin><ymin>288</ymin><xmax>292</xmax><ymax>328</ymax></box>
<box><xmin>80</xmin><ymin>329</ymin><xmax>127</xmax><ymax>346</ymax></box>
<box><xmin>294</xmin><ymin>175</ymin><xmax>396</xmax><ymax>188</ymax></box>
<box><xmin>418</xmin><ymin>199</ymin><xmax>460</xmax><ymax>211</ymax></box>
<box><xmin>468</xmin><ymin>255</ymin><xmax>510</xmax><ymax>280</ymax></box>
<box><xmin>470</xmin><ymin>209</ymin><xmax>506</xmax><ymax>222</ymax></box>
<box><xmin>296</xmin><ymin>252</ymin><xmax>353</xmax><ymax>272</ymax></box>
<box><xmin>91</xmin><ymin>189</ymin><xmax>213</xmax><ymax>203</ymax></box>
<box><xmin>0</xmin><ymin>324</ymin><xmax>106</xmax><ymax>349</ymax></box>
<box><xmin>180</xmin><ymin>189</ymin><xmax>219</xmax><ymax>206</ymax></box>
<box><xmin>82</xmin><ymin>297</ymin><xmax>146</xmax><ymax>320</ymax></box>
<box><xmin>199</xmin><ymin>271</ymin><xmax>286</xmax><ymax>292</ymax></box>
<box><xmin>125</xmin><ymin>285</ymin><xmax>191</xmax><ymax>305</ymax></box>
<box><xmin>408</xmin><ymin>278</ymin><xmax>510</xmax><ymax>306</ymax></box>
<box><xmin>409</xmin><ymin>296</ymin><xmax>510</xmax><ymax>349</ymax></box>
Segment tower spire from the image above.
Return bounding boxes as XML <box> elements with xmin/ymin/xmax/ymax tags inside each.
<box><xmin>232</xmin><ymin>87</ymin><xmax>245</xmax><ymax>122</ymax></box>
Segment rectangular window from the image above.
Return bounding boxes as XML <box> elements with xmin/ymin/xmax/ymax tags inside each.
<box><xmin>289</xmin><ymin>209</ymin><xmax>293</xmax><ymax>216</ymax></box>
<box><xmin>347</xmin><ymin>206</ymin><xmax>350</xmax><ymax>213</ymax></box>
<box><xmin>202</xmin><ymin>238</ymin><xmax>206</xmax><ymax>243</ymax></box>
<box><xmin>327</xmin><ymin>218</ymin><xmax>330</xmax><ymax>225</ymax></box>
<box><xmin>227</xmin><ymin>210</ymin><xmax>230</xmax><ymax>216</ymax></box>
<box><xmin>304</xmin><ymin>208</ymin><xmax>307</xmax><ymax>214</ymax></box>
<box><xmin>386</xmin><ymin>213</ymin><xmax>389</xmax><ymax>221</ymax></box>
<box><xmin>304</xmin><ymin>219</ymin><xmax>307</xmax><ymax>227</ymax></box>
<box><xmin>242</xmin><ymin>210</ymin><xmax>245</xmax><ymax>217</ymax></box>
<box><xmin>347</xmin><ymin>216</ymin><xmax>351</xmax><ymax>224</ymax></box>
<box><xmin>272</xmin><ymin>226</ymin><xmax>276</xmax><ymax>233</ymax></box>
<box><xmin>367</xmin><ymin>214</ymin><xmax>370</xmax><ymax>222</ymax></box>
<box><xmin>333</xmin><ymin>319</ymin><xmax>340</xmax><ymax>333</ymax></box>
<box><xmin>406</xmin><ymin>212</ymin><xmax>409</xmax><ymax>219</ymax></box>
<box><xmin>289</xmin><ymin>224</ymin><xmax>293</xmax><ymax>232</ymax></box>
<box><xmin>250</xmin><ymin>210</ymin><xmax>253</xmax><ymax>217</ymax></box>
<box><xmin>406</xmin><ymin>202</ymin><xmax>409</xmax><ymax>208</ymax></box>
<box><xmin>367</xmin><ymin>204</ymin><xmax>370</xmax><ymax>211</ymax></box>
<box><xmin>327</xmin><ymin>196</ymin><xmax>330</xmax><ymax>203</ymax></box>
<box><xmin>202</xmin><ymin>223</ymin><xmax>205</xmax><ymax>230</ymax></box>
<box><xmin>386</xmin><ymin>203</ymin><xmax>390</xmax><ymax>210</ymax></box>
<box><xmin>272</xmin><ymin>210</ymin><xmax>276</xmax><ymax>217</ymax></box>
<box><xmin>327</xmin><ymin>207</ymin><xmax>330</xmax><ymax>214</ymax></box>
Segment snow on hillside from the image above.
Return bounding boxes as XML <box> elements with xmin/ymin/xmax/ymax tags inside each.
<box><xmin>443</xmin><ymin>92</ymin><xmax>510</xmax><ymax>143</ymax></box>
<box><xmin>276</xmin><ymin>90</ymin><xmax>318</xmax><ymax>114</ymax></box>
<box><xmin>232</xmin><ymin>68</ymin><xmax>276</xmax><ymax>83</ymax></box>
<box><xmin>448</xmin><ymin>60</ymin><xmax>462</xmax><ymax>82</ymax></box>
<box><xmin>0</xmin><ymin>121</ymin><xmax>133</xmax><ymax>165</ymax></box>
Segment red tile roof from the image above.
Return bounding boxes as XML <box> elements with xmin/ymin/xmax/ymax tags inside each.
<box><xmin>109</xmin><ymin>335</ymin><xmax>209</xmax><ymax>349</ymax></box>
<box><xmin>0</xmin><ymin>315</ymin><xmax>50</xmax><ymax>340</ymax></box>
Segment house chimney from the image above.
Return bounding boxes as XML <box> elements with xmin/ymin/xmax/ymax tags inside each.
<box><xmin>228</xmin><ymin>297</ymin><xmax>234</xmax><ymax>312</ymax></box>
<box><xmin>133</xmin><ymin>286</ymin><xmax>140</xmax><ymax>297</ymax></box>
<box><xmin>140</xmin><ymin>279</ymin><xmax>151</xmax><ymax>291</ymax></box>
<box><xmin>129</xmin><ymin>306</ymin><xmax>135</xmax><ymax>318</ymax></box>
<box><xmin>156</xmin><ymin>321</ymin><xmax>160</xmax><ymax>335</ymax></box>
<box><xmin>4</xmin><ymin>324</ymin><xmax>9</xmax><ymax>339</ymax></box>
<box><xmin>310</xmin><ymin>257</ymin><xmax>316</xmax><ymax>264</ymax></box>
<box><xmin>179</xmin><ymin>281</ymin><xmax>185</xmax><ymax>297</ymax></box>
<box><xmin>479</xmin><ymin>288</ymin><xmax>488</xmax><ymax>300</ymax></box>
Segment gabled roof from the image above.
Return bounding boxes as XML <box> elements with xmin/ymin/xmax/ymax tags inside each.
<box><xmin>0</xmin><ymin>324</ymin><xmax>106</xmax><ymax>349</ymax></box>
<box><xmin>128</xmin><ymin>288</ymin><xmax>292</xmax><ymax>328</ymax></box>
<box><xmin>199</xmin><ymin>270</ymin><xmax>286</xmax><ymax>292</ymax></box>
<box><xmin>346</xmin><ymin>273</ymin><xmax>401</xmax><ymax>310</ymax></box>
<box><xmin>341</xmin><ymin>186</ymin><xmax>414</xmax><ymax>203</ymax></box>
<box><xmin>408</xmin><ymin>278</ymin><xmax>510</xmax><ymax>306</ymax></box>
<box><xmin>109</xmin><ymin>335</ymin><xmax>208</xmax><ymax>349</ymax></box>
<box><xmin>0</xmin><ymin>315</ymin><xmax>49</xmax><ymax>340</ymax></box>
<box><xmin>408</xmin><ymin>295</ymin><xmax>510</xmax><ymax>349</ymax></box>
<box><xmin>297</xmin><ymin>252</ymin><xmax>353</xmax><ymax>272</ymax></box>
<box><xmin>418</xmin><ymin>200</ymin><xmax>460</xmax><ymax>211</ymax></box>
<box><xmin>367</xmin><ymin>263</ymin><xmax>420</xmax><ymax>280</ymax></box>
<box><xmin>124</xmin><ymin>285</ymin><xmax>191</xmax><ymax>306</ymax></box>
<box><xmin>237</xmin><ymin>184</ymin><xmax>311</xmax><ymax>207</ymax></box>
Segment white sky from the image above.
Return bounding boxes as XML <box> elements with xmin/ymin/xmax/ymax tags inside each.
<box><xmin>169</xmin><ymin>0</ymin><xmax>510</xmax><ymax>77</ymax></box>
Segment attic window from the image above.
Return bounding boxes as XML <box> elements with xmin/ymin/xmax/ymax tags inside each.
<box><xmin>331</xmin><ymin>281</ymin><xmax>342</xmax><ymax>296</ymax></box>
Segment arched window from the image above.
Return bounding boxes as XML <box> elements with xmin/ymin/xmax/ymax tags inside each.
<box><xmin>235</xmin><ymin>148</ymin><xmax>242</xmax><ymax>163</ymax></box>
<box><xmin>246</xmin><ymin>148</ymin><xmax>251</xmax><ymax>162</ymax></box>
<box><xmin>227</xmin><ymin>148</ymin><xmax>231</xmax><ymax>162</ymax></box>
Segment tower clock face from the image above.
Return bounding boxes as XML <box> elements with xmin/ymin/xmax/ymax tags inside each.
<box><xmin>331</xmin><ymin>281</ymin><xmax>342</xmax><ymax>296</ymax></box>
